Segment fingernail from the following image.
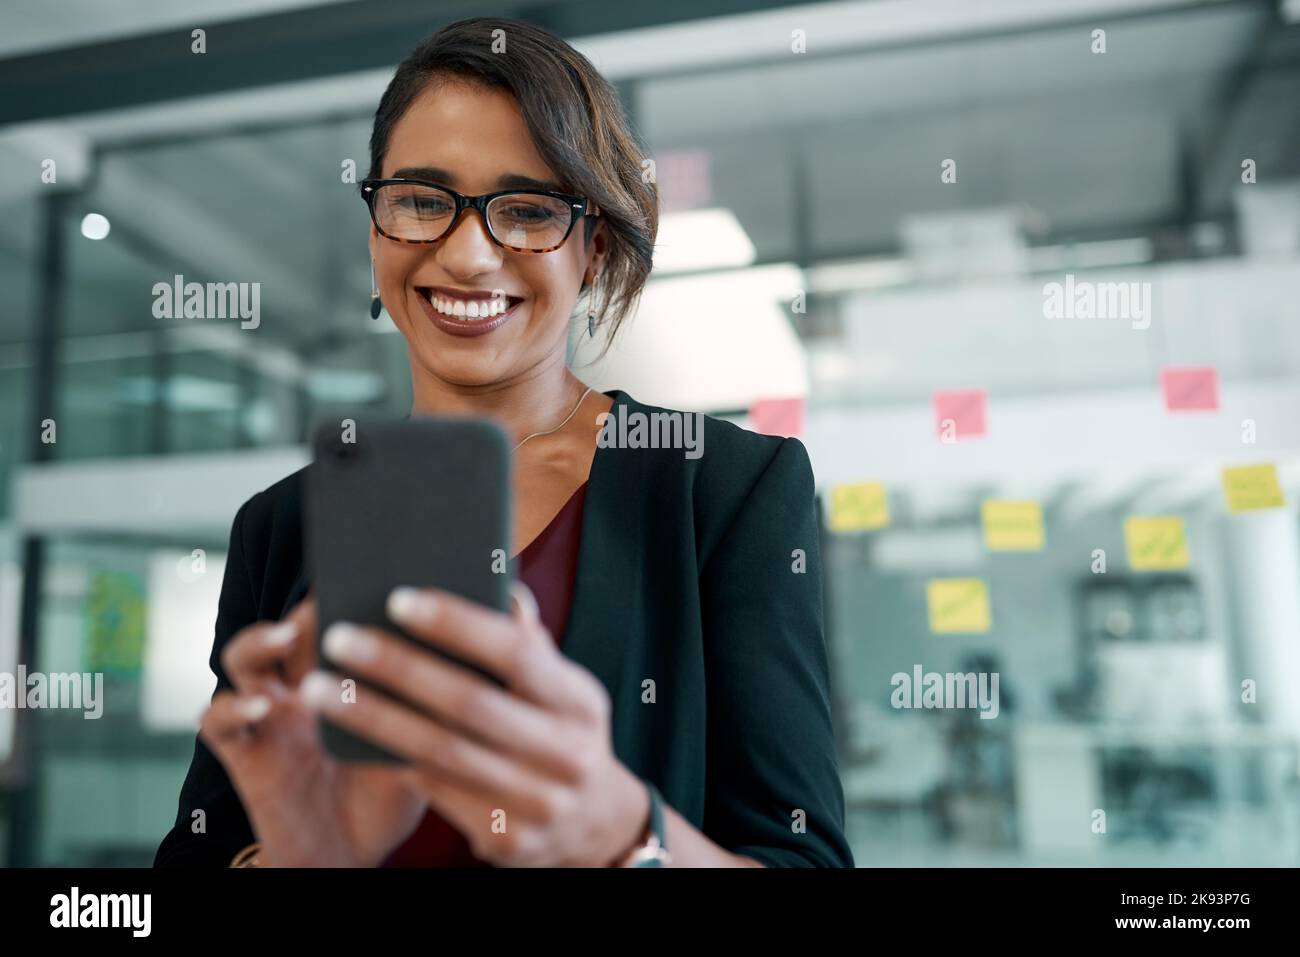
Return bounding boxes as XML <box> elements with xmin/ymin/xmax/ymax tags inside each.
<box><xmin>323</xmin><ymin>622</ymin><xmax>376</xmax><ymax>664</ymax></box>
<box><xmin>388</xmin><ymin>587</ymin><xmax>435</xmax><ymax>623</ymax></box>
<box><xmin>262</xmin><ymin>621</ymin><xmax>298</xmax><ymax>647</ymax></box>
<box><xmin>299</xmin><ymin>671</ymin><xmax>340</xmax><ymax>710</ymax></box>
<box><xmin>510</xmin><ymin>581</ymin><xmax>540</xmax><ymax>624</ymax></box>
<box><xmin>237</xmin><ymin>696</ymin><xmax>272</xmax><ymax>721</ymax></box>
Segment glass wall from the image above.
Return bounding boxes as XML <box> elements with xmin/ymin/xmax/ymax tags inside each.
<box><xmin>52</xmin><ymin>116</ymin><xmax>407</xmax><ymax>463</ymax></box>
<box><xmin>26</xmin><ymin>537</ymin><xmax>229</xmax><ymax>866</ymax></box>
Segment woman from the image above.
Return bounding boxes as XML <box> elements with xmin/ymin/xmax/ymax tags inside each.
<box><xmin>154</xmin><ymin>16</ymin><xmax>852</xmax><ymax>868</ymax></box>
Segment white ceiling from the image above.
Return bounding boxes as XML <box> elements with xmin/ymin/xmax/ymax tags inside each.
<box><xmin>637</xmin><ymin>3</ymin><xmax>1259</xmax><ymax>143</ymax></box>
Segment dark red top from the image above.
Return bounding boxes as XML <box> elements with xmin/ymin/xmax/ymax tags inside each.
<box><xmin>380</xmin><ymin>481</ymin><xmax>589</xmax><ymax>867</ymax></box>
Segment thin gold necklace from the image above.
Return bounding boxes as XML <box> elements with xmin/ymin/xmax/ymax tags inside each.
<box><xmin>512</xmin><ymin>385</ymin><xmax>593</xmax><ymax>452</ymax></box>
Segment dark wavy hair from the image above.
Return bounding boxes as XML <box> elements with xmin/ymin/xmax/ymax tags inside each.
<box><xmin>366</xmin><ymin>16</ymin><xmax>658</xmax><ymax>349</ymax></box>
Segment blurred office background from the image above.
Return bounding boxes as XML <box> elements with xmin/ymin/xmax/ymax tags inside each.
<box><xmin>2</xmin><ymin>0</ymin><xmax>1300</xmax><ymax>866</ymax></box>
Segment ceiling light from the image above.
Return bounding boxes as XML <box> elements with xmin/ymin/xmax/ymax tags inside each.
<box><xmin>653</xmin><ymin>207</ymin><xmax>755</xmax><ymax>274</ymax></box>
<box><xmin>80</xmin><ymin>212</ymin><xmax>110</xmax><ymax>240</ymax></box>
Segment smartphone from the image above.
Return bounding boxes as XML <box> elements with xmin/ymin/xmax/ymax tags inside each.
<box><xmin>305</xmin><ymin>416</ymin><xmax>512</xmax><ymax>763</ymax></box>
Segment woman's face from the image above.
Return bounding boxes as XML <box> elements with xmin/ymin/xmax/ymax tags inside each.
<box><xmin>372</xmin><ymin>80</ymin><xmax>607</xmax><ymax>390</ymax></box>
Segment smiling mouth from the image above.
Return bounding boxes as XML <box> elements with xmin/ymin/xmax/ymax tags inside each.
<box><xmin>416</xmin><ymin>287</ymin><xmax>524</xmax><ymax>320</ymax></box>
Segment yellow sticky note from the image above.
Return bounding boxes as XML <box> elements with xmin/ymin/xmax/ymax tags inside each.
<box><xmin>1222</xmin><ymin>464</ymin><xmax>1285</xmax><ymax>512</ymax></box>
<box><xmin>981</xmin><ymin>500</ymin><xmax>1045</xmax><ymax>551</ymax></box>
<box><xmin>1124</xmin><ymin>516</ymin><xmax>1190</xmax><ymax>571</ymax></box>
<box><xmin>829</xmin><ymin>482</ymin><xmax>890</xmax><ymax>532</ymax></box>
<box><xmin>926</xmin><ymin>578</ymin><xmax>991</xmax><ymax>634</ymax></box>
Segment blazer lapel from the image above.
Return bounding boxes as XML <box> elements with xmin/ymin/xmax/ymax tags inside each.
<box><xmin>557</xmin><ymin>389</ymin><xmax>641</xmax><ymax>706</ymax></box>
<box><xmin>281</xmin><ymin>569</ymin><xmax>312</xmax><ymax>618</ymax></box>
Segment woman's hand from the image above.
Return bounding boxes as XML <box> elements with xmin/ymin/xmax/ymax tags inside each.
<box><xmin>299</xmin><ymin>583</ymin><xmax>651</xmax><ymax>867</ymax></box>
<box><xmin>198</xmin><ymin>596</ymin><xmax>427</xmax><ymax>867</ymax></box>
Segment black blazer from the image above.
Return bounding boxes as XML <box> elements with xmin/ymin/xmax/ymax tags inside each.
<box><xmin>155</xmin><ymin>389</ymin><xmax>853</xmax><ymax>867</ymax></box>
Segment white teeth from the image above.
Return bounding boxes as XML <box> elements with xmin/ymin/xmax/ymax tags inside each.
<box><xmin>429</xmin><ymin>293</ymin><xmax>512</xmax><ymax>320</ymax></box>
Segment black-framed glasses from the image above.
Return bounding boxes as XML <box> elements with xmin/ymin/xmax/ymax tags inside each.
<box><xmin>360</xmin><ymin>177</ymin><xmax>598</xmax><ymax>253</ymax></box>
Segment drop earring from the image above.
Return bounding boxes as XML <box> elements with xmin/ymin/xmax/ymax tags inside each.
<box><xmin>586</xmin><ymin>271</ymin><xmax>600</xmax><ymax>338</ymax></box>
<box><xmin>369</xmin><ymin>259</ymin><xmax>382</xmax><ymax>320</ymax></box>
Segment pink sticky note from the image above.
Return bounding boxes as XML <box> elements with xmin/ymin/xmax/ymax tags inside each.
<box><xmin>750</xmin><ymin>396</ymin><xmax>804</xmax><ymax>437</ymax></box>
<box><xmin>1161</xmin><ymin>366</ymin><xmax>1219</xmax><ymax>412</ymax></box>
<box><xmin>933</xmin><ymin>389</ymin><xmax>987</xmax><ymax>441</ymax></box>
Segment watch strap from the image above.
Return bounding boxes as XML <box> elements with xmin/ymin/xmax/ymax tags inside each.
<box><xmin>617</xmin><ymin>780</ymin><xmax>671</xmax><ymax>867</ymax></box>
